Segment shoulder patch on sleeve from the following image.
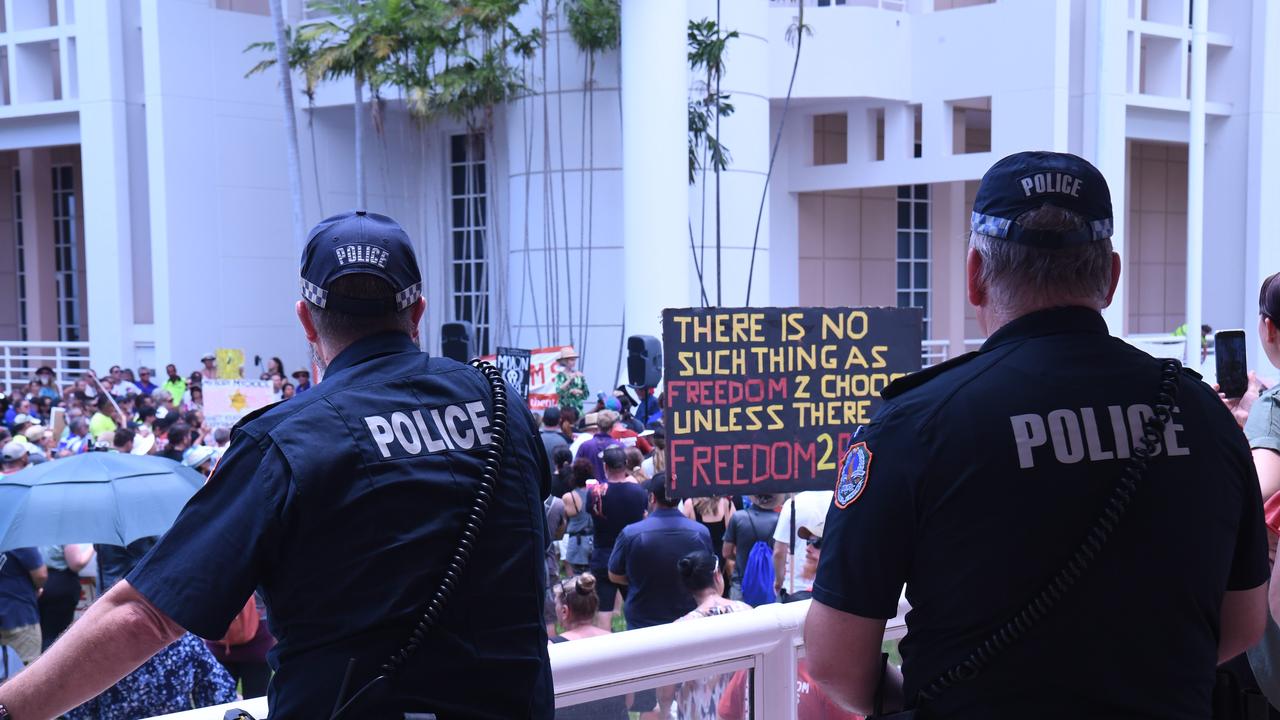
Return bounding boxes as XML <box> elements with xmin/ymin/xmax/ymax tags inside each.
<box><xmin>881</xmin><ymin>351</ymin><xmax>980</xmax><ymax>400</ymax></box>
<box><xmin>834</xmin><ymin>442</ymin><xmax>872</xmax><ymax>509</ymax></box>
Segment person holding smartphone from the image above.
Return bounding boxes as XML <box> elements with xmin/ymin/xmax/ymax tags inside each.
<box><xmin>1244</xmin><ymin>274</ymin><xmax>1280</xmax><ymax>500</ymax></box>
<box><xmin>1209</xmin><ymin>272</ymin><xmax>1280</xmax><ymax>717</ymax></box>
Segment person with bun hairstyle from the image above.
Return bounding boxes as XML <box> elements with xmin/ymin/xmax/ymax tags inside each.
<box><xmin>674</xmin><ymin>549</ymin><xmax>751</xmax><ymax>720</ymax></box>
<box><xmin>549</xmin><ymin>573</ymin><xmax>628</xmax><ymax>720</ymax></box>
<box><xmin>676</xmin><ymin>549</ymin><xmax>750</xmax><ymax>621</ymax></box>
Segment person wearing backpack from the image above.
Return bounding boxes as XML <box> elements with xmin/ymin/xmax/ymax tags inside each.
<box><xmin>721</xmin><ymin>494</ymin><xmax>783</xmax><ymax>604</ymax></box>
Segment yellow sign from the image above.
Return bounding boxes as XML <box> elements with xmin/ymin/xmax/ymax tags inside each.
<box><xmin>217</xmin><ymin>348</ymin><xmax>244</xmax><ymax>379</ymax></box>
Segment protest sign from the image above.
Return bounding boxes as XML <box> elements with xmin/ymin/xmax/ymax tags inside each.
<box><xmin>495</xmin><ymin>347</ymin><xmax>532</xmax><ymax>399</ymax></box>
<box><xmin>216</xmin><ymin>348</ymin><xmax>245</xmax><ymax>379</ymax></box>
<box><xmin>662</xmin><ymin>307</ymin><xmax>922</xmax><ymax>498</ymax></box>
<box><xmin>203</xmin><ymin>379</ymin><xmax>275</xmax><ymax>428</ymax></box>
<box><xmin>481</xmin><ymin>345</ymin><xmax>574</xmax><ymax>411</ymax></box>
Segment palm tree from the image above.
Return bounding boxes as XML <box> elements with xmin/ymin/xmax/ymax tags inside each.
<box><xmin>301</xmin><ymin>0</ymin><xmax>410</xmax><ymax>209</ymax></box>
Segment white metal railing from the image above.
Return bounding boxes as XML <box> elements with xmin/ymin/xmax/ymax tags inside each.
<box><xmin>922</xmin><ymin>339</ymin><xmax>988</xmax><ymax>367</ymax></box>
<box><xmin>921</xmin><ymin>339</ymin><xmax>949</xmax><ymax>366</ymax></box>
<box><xmin>0</xmin><ymin>340</ymin><xmax>90</xmax><ymax>391</ymax></box>
<box><xmin>147</xmin><ymin>601</ymin><xmax>910</xmax><ymax>720</ymax></box>
<box><xmin>1123</xmin><ymin>333</ymin><xmax>1189</xmax><ymax>363</ymax></box>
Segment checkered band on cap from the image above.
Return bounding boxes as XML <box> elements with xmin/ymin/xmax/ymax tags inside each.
<box><xmin>971</xmin><ymin>211</ymin><xmax>1012</xmax><ymax>238</ymax></box>
<box><xmin>972</xmin><ymin>211</ymin><xmax>1114</xmax><ymax>241</ymax></box>
<box><xmin>301</xmin><ymin>277</ymin><xmax>328</xmax><ymax>308</ymax></box>
<box><xmin>395</xmin><ymin>282</ymin><xmax>422</xmax><ymax>311</ymax></box>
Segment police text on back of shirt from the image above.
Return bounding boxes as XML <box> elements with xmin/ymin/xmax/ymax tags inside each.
<box><xmin>1010</xmin><ymin>403</ymin><xmax>1189</xmax><ymax>469</ymax></box>
<box><xmin>364</xmin><ymin>401</ymin><xmax>493</xmax><ymax>460</ymax></box>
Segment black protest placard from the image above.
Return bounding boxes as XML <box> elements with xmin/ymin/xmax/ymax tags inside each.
<box><xmin>495</xmin><ymin>347</ymin><xmax>532</xmax><ymax>399</ymax></box>
<box><xmin>662</xmin><ymin>307</ymin><xmax>922</xmax><ymax>498</ymax></box>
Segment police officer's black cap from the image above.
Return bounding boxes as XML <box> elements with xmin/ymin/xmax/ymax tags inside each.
<box><xmin>300</xmin><ymin>210</ymin><xmax>423</xmax><ymax>315</ymax></box>
<box><xmin>972</xmin><ymin>151</ymin><xmax>1114</xmax><ymax>249</ymax></box>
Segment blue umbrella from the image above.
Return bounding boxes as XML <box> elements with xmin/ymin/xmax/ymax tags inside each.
<box><xmin>0</xmin><ymin>452</ymin><xmax>204</xmax><ymax>552</ymax></box>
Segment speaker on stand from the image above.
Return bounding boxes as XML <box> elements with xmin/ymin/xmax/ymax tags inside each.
<box><xmin>627</xmin><ymin>335</ymin><xmax>662</xmax><ymax>425</ymax></box>
<box><xmin>441</xmin><ymin>321</ymin><xmax>476</xmax><ymax>363</ymax></box>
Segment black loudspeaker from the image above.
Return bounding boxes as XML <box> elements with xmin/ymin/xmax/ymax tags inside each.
<box><xmin>441</xmin><ymin>321</ymin><xmax>476</xmax><ymax>362</ymax></box>
<box><xmin>627</xmin><ymin>335</ymin><xmax>662</xmax><ymax>387</ymax></box>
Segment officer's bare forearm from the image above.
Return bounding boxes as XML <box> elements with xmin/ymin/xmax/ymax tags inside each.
<box><xmin>0</xmin><ymin>579</ymin><xmax>184</xmax><ymax>719</ymax></box>
<box><xmin>805</xmin><ymin>600</ymin><xmax>898</xmax><ymax>714</ymax></box>
<box><xmin>1222</xmin><ymin>584</ymin><xmax>1267</xmax><ymax>664</ymax></box>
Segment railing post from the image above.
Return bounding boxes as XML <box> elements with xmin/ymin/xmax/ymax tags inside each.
<box><xmin>756</xmin><ymin>639</ymin><xmax>799</xmax><ymax>720</ymax></box>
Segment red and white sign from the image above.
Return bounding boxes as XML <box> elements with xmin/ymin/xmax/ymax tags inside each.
<box><xmin>483</xmin><ymin>346</ymin><xmax>572</xmax><ymax>411</ymax></box>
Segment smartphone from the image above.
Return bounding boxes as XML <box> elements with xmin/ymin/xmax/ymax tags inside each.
<box><xmin>1215</xmin><ymin>329</ymin><xmax>1248</xmax><ymax>398</ymax></box>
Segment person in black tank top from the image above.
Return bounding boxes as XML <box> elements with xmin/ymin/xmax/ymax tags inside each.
<box><xmin>685</xmin><ymin>497</ymin><xmax>734</xmax><ymax>589</ymax></box>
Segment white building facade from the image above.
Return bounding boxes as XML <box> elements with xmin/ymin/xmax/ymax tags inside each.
<box><xmin>1</xmin><ymin>0</ymin><xmax>1278</xmax><ymax>390</ymax></box>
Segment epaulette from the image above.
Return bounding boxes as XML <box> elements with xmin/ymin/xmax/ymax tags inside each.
<box><xmin>1180</xmin><ymin>365</ymin><xmax>1202</xmax><ymax>380</ymax></box>
<box><xmin>882</xmin><ymin>351</ymin><xmax>981</xmax><ymax>400</ymax></box>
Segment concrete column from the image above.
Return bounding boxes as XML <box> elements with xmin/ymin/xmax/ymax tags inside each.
<box><xmin>1084</xmin><ymin>0</ymin><xmax>1129</xmax><ymax>335</ymax></box>
<box><xmin>932</xmin><ymin>181</ymin><xmax>968</xmax><ymax>359</ymax></box>
<box><xmin>18</xmin><ymin>149</ymin><xmax>56</xmax><ymax>342</ymax></box>
<box><xmin>1185</xmin><ymin>0</ymin><xmax>1208</xmax><ymax>370</ymax></box>
<box><xmin>622</xmin><ymin>0</ymin><xmax>689</xmax><ymax>337</ymax></box>
<box><xmin>1246</xmin><ymin>0</ymin><xmax>1280</xmax><ymax>368</ymax></box>
<box><xmin>884</xmin><ymin>104</ymin><xmax>915</xmax><ymax>163</ymax></box>
<box><xmin>768</xmin><ymin>105</ymin><xmax>800</xmax><ymax>308</ymax></box>
<box><xmin>77</xmin><ymin>0</ymin><xmax>136</xmax><ymax>367</ymax></box>
<box><xmin>922</xmin><ymin>99</ymin><xmax>950</xmax><ymax>160</ymax></box>
<box><xmin>687</xmin><ymin>0</ymin><xmax>770</xmax><ymax>307</ymax></box>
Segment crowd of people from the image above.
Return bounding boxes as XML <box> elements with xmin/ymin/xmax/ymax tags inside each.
<box><xmin>0</xmin><ymin>344</ymin><xmax>845</xmax><ymax>719</ymax></box>
<box><xmin>536</xmin><ymin>382</ymin><xmax>861</xmax><ymax>719</ymax></box>
<box><xmin>0</xmin><ymin>354</ymin><xmax>304</xmax><ymax>717</ymax></box>
<box><xmin>3</xmin><ymin>276</ymin><xmax>1277</xmax><ymax>719</ymax></box>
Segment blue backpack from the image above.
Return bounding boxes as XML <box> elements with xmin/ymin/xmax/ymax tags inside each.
<box><xmin>740</xmin><ymin>539</ymin><xmax>776</xmax><ymax>607</ymax></box>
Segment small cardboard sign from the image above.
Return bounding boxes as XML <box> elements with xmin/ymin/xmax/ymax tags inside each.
<box><xmin>495</xmin><ymin>347</ymin><xmax>533</xmax><ymax>399</ymax></box>
<box><xmin>203</xmin><ymin>379</ymin><xmax>275</xmax><ymax>428</ymax></box>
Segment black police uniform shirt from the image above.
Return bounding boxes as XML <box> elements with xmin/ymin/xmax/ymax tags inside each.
<box><xmin>813</xmin><ymin>307</ymin><xmax>1269</xmax><ymax>720</ymax></box>
<box><xmin>128</xmin><ymin>331</ymin><xmax>554</xmax><ymax>720</ymax></box>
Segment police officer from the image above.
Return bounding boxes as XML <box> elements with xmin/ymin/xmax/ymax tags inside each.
<box><xmin>0</xmin><ymin>211</ymin><xmax>554</xmax><ymax>720</ymax></box>
<box><xmin>803</xmin><ymin>152</ymin><xmax>1269</xmax><ymax>719</ymax></box>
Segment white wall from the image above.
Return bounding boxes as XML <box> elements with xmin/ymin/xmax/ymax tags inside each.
<box><xmin>1126</xmin><ymin>142</ymin><xmax>1187</xmax><ymax>335</ymax></box>
<box><xmin>688</xmin><ymin>0</ymin><xmax>771</xmax><ymax>308</ymax></box>
<box><xmin>795</xmin><ymin>188</ymin><xmax>897</xmax><ymax>308</ymax></box>
<box><xmin>504</xmin><ymin>2</ymin><xmax>628</xmax><ymax>391</ymax></box>
<box><xmin>141</xmin><ymin>0</ymin><xmax>310</xmax><ymax>374</ymax></box>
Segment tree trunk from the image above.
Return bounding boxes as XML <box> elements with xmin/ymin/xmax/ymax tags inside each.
<box><xmin>268</xmin><ymin>0</ymin><xmax>305</xmax><ymax>253</ymax></box>
<box><xmin>353</xmin><ymin>71</ymin><xmax>368</xmax><ymax>209</ymax></box>
<box><xmin>307</xmin><ymin>99</ymin><xmax>324</xmax><ymax>217</ymax></box>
